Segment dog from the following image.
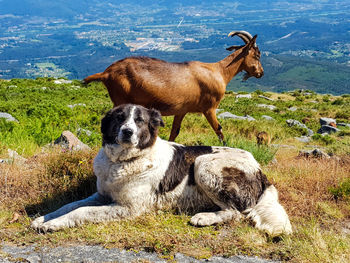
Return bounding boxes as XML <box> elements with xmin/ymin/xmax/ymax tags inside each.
<box><xmin>31</xmin><ymin>104</ymin><xmax>292</xmax><ymax>235</ymax></box>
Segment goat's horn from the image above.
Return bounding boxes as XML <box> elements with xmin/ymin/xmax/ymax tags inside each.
<box><xmin>228</xmin><ymin>31</ymin><xmax>255</xmax><ymax>46</ymax></box>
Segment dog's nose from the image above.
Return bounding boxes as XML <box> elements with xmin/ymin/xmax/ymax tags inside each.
<box><xmin>122</xmin><ymin>128</ymin><xmax>133</xmax><ymax>138</ymax></box>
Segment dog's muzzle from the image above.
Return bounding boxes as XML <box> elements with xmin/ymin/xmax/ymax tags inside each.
<box><xmin>120</xmin><ymin>128</ymin><xmax>133</xmax><ymax>142</ymax></box>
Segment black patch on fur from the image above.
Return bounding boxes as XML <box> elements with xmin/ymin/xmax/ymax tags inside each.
<box><xmin>137</xmin><ymin>108</ymin><xmax>164</xmax><ymax>150</ymax></box>
<box><xmin>218</xmin><ymin>167</ymin><xmax>271</xmax><ymax>212</ymax></box>
<box><xmin>218</xmin><ymin>124</ymin><xmax>222</xmax><ymax>131</ymax></box>
<box><xmin>157</xmin><ymin>145</ymin><xmax>213</xmax><ymax>194</ymax></box>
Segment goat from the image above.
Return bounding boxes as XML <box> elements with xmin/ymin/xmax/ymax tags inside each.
<box><xmin>83</xmin><ymin>31</ymin><xmax>264</xmax><ymax>142</ymax></box>
<box><xmin>256</xmin><ymin>131</ymin><xmax>271</xmax><ymax>146</ymax></box>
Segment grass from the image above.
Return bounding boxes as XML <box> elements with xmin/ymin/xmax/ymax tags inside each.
<box><xmin>1</xmin><ymin>78</ymin><xmax>350</xmax><ymax>262</ymax></box>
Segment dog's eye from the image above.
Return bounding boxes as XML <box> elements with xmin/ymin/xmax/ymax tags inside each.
<box><xmin>135</xmin><ymin>117</ymin><xmax>144</xmax><ymax>123</ymax></box>
<box><xmin>116</xmin><ymin>114</ymin><xmax>125</xmax><ymax>122</ymax></box>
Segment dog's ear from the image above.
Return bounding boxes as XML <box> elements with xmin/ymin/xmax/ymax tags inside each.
<box><xmin>101</xmin><ymin>109</ymin><xmax>114</xmax><ymax>136</ymax></box>
<box><xmin>149</xmin><ymin>108</ymin><xmax>164</xmax><ymax>128</ymax></box>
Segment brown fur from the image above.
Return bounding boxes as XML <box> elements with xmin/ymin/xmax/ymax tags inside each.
<box><xmin>84</xmin><ymin>34</ymin><xmax>263</xmax><ymax>141</ymax></box>
<box><xmin>302</xmin><ymin>117</ymin><xmax>310</xmax><ymax>124</ymax></box>
<box><xmin>256</xmin><ymin>131</ymin><xmax>271</xmax><ymax>146</ymax></box>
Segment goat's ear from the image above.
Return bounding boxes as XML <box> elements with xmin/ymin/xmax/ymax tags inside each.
<box><xmin>149</xmin><ymin>109</ymin><xmax>164</xmax><ymax>128</ymax></box>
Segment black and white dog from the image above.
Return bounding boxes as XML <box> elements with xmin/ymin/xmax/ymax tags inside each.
<box><xmin>31</xmin><ymin>104</ymin><xmax>292</xmax><ymax>235</ymax></box>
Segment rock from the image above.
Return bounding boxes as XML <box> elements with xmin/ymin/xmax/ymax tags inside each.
<box><xmin>306</xmin><ymin>129</ymin><xmax>314</xmax><ymax>136</ymax></box>
<box><xmin>0</xmin><ymin>244</ymin><xmax>275</xmax><ymax>263</ymax></box>
<box><xmin>0</xmin><ymin>112</ymin><xmax>18</xmax><ymax>122</ymax></box>
<box><xmin>261</xmin><ymin>115</ymin><xmax>275</xmax><ymax>121</ymax></box>
<box><xmin>286</xmin><ymin>119</ymin><xmax>307</xmax><ymax>129</ymax></box>
<box><xmin>218</xmin><ymin>112</ymin><xmax>255</xmax><ymax>121</ymax></box>
<box><xmin>271</xmin><ymin>144</ymin><xmax>297</xmax><ymax>150</ymax></box>
<box><xmin>236</xmin><ymin>94</ymin><xmax>252</xmax><ymax>99</ymax></box>
<box><xmin>215</xmin><ymin>109</ymin><xmax>223</xmax><ymax>114</ymax></box>
<box><xmin>54</xmin><ymin>79</ymin><xmax>72</xmax><ymax>84</ymax></box>
<box><xmin>270</xmin><ymin>158</ymin><xmax>278</xmax><ymax>164</ymax></box>
<box><xmin>77</xmin><ymin>128</ymin><xmax>93</xmax><ymax>137</ymax></box>
<box><xmin>286</xmin><ymin>119</ymin><xmax>313</xmax><ymax>136</ymax></box>
<box><xmin>320</xmin><ymin>117</ymin><xmax>336</xmax><ymax>126</ymax></box>
<box><xmin>317</xmin><ymin>125</ymin><xmax>340</xmax><ymax>134</ymax></box>
<box><xmin>258</xmin><ymin>95</ymin><xmax>274</xmax><ymax>101</ymax></box>
<box><xmin>257</xmin><ymin>104</ymin><xmax>277</xmax><ymax>110</ymax></box>
<box><xmin>295</xmin><ymin>136</ymin><xmax>311</xmax><ymax>143</ymax></box>
<box><xmin>54</xmin><ymin>131</ymin><xmax>91</xmax><ymax>151</ymax></box>
<box><xmin>288</xmin><ymin>106</ymin><xmax>298</xmax><ymax>112</ymax></box>
<box><xmin>298</xmin><ymin>149</ymin><xmax>330</xmax><ymax>159</ymax></box>
<box><xmin>67</xmin><ymin>103</ymin><xmax>86</xmax><ymax>109</ymax></box>
<box><xmin>0</xmin><ymin>149</ymin><xmax>27</xmax><ymax>165</ymax></box>
<box><xmin>338</xmin><ymin>123</ymin><xmax>350</xmax><ymax>128</ymax></box>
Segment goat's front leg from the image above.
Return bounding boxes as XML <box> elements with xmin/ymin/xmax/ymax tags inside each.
<box><xmin>169</xmin><ymin>114</ymin><xmax>185</xmax><ymax>141</ymax></box>
<box><xmin>204</xmin><ymin>109</ymin><xmax>225</xmax><ymax>142</ymax></box>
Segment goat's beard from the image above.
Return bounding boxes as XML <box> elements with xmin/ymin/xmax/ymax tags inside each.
<box><xmin>242</xmin><ymin>73</ymin><xmax>252</xmax><ymax>81</ymax></box>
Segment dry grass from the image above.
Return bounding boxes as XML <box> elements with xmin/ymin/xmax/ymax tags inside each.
<box><xmin>1</xmin><ymin>147</ymin><xmax>350</xmax><ymax>262</ymax></box>
<box><xmin>0</xmin><ymin>148</ymin><xmax>97</xmax><ymax>214</ymax></box>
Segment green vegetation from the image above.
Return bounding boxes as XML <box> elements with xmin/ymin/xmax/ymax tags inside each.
<box><xmin>329</xmin><ymin>178</ymin><xmax>350</xmax><ymax>200</ymax></box>
<box><xmin>1</xmin><ymin>78</ymin><xmax>350</xmax><ymax>262</ymax></box>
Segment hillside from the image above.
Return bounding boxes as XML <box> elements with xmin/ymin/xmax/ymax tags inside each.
<box><xmin>0</xmin><ymin>78</ymin><xmax>350</xmax><ymax>262</ymax></box>
<box><xmin>1</xmin><ymin>0</ymin><xmax>350</xmax><ymax>95</ymax></box>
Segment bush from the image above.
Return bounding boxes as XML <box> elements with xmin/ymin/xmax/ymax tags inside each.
<box><xmin>331</xmin><ymin>99</ymin><xmax>344</xmax><ymax>105</ymax></box>
<box><xmin>335</xmin><ymin>111</ymin><xmax>350</xmax><ymax>120</ymax></box>
<box><xmin>329</xmin><ymin>178</ymin><xmax>350</xmax><ymax>200</ymax></box>
<box><xmin>311</xmin><ymin>134</ymin><xmax>336</xmax><ymax>145</ymax></box>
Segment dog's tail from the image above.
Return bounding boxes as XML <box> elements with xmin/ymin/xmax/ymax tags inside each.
<box><xmin>245</xmin><ymin>185</ymin><xmax>292</xmax><ymax>235</ymax></box>
<box><xmin>83</xmin><ymin>72</ymin><xmax>106</xmax><ymax>85</ymax></box>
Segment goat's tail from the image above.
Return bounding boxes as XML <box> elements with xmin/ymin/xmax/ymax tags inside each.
<box><xmin>83</xmin><ymin>72</ymin><xmax>106</xmax><ymax>85</ymax></box>
<box><xmin>245</xmin><ymin>185</ymin><xmax>292</xmax><ymax>235</ymax></box>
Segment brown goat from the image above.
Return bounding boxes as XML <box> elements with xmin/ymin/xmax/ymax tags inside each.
<box><xmin>256</xmin><ymin>131</ymin><xmax>271</xmax><ymax>146</ymax></box>
<box><xmin>84</xmin><ymin>31</ymin><xmax>264</xmax><ymax>142</ymax></box>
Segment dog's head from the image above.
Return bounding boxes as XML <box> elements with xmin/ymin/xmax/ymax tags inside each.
<box><xmin>101</xmin><ymin>104</ymin><xmax>164</xmax><ymax>149</ymax></box>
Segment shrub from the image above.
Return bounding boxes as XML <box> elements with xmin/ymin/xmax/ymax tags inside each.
<box><xmin>322</xmin><ymin>95</ymin><xmax>331</xmax><ymax>103</ymax></box>
<box><xmin>311</xmin><ymin>134</ymin><xmax>336</xmax><ymax>145</ymax></box>
<box><xmin>335</xmin><ymin>111</ymin><xmax>350</xmax><ymax>120</ymax></box>
<box><xmin>329</xmin><ymin>178</ymin><xmax>350</xmax><ymax>200</ymax></box>
<box><xmin>331</xmin><ymin>99</ymin><xmax>344</xmax><ymax>105</ymax></box>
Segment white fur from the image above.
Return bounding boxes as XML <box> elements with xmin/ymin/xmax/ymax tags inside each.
<box><xmin>245</xmin><ymin>185</ymin><xmax>292</xmax><ymax>235</ymax></box>
<box><xmin>117</xmin><ymin>105</ymin><xmax>138</xmax><ymax>146</ymax></box>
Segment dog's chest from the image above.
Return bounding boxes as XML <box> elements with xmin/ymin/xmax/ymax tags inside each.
<box><xmin>106</xmin><ymin>158</ymin><xmax>154</xmax><ymax>183</ymax></box>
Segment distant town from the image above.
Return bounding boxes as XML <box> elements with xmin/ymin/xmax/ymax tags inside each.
<box><xmin>0</xmin><ymin>0</ymin><xmax>349</xmax><ymax>94</ymax></box>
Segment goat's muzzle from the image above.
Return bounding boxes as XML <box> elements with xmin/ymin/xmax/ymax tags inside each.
<box><xmin>256</xmin><ymin>71</ymin><xmax>264</xmax><ymax>78</ymax></box>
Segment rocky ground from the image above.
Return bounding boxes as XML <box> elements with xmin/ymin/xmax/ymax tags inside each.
<box><xmin>0</xmin><ymin>244</ymin><xmax>275</xmax><ymax>263</ymax></box>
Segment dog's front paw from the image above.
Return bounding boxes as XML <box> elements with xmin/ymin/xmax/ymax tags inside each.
<box><xmin>31</xmin><ymin>217</ymin><xmax>68</xmax><ymax>232</ymax></box>
<box><xmin>31</xmin><ymin>216</ymin><xmax>45</xmax><ymax>230</ymax></box>
<box><xmin>190</xmin><ymin>212</ymin><xmax>222</xmax><ymax>226</ymax></box>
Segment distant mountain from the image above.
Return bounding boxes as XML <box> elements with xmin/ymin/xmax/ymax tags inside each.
<box><xmin>0</xmin><ymin>0</ymin><xmax>349</xmax><ymax>94</ymax></box>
